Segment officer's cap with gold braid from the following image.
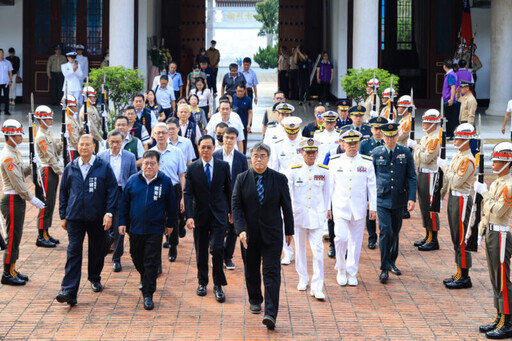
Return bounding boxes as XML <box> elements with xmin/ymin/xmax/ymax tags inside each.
<box><xmin>322</xmin><ymin>111</ymin><xmax>339</xmax><ymax>123</ymax></box>
<box><xmin>336</xmin><ymin>99</ymin><xmax>352</xmax><ymax>111</ymax></box>
<box><xmin>282</xmin><ymin>116</ymin><xmax>302</xmax><ymax>135</ymax></box>
<box><xmin>380</xmin><ymin>123</ymin><xmax>400</xmax><ymax>137</ymax></box>
<box><xmin>299</xmin><ymin>138</ymin><xmax>320</xmax><ymax>151</ymax></box>
<box><xmin>340</xmin><ymin>129</ymin><xmax>362</xmax><ymax>142</ymax></box>
<box><xmin>276</xmin><ymin>102</ymin><xmax>295</xmax><ymax>114</ymax></box>
<box><xmin>369</xmin><ymin>116</ymin><xmax>389</xmax><ymax>127</ymax></box>
<box><xmin>348</xmin><ymin>105</ymin><xmax>365</xmax><ymax>116</ymax></box>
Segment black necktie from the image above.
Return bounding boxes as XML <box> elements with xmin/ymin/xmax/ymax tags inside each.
<box><xmin>389</xmin><ymin>149</ymin><xmax>393</xmax><ymax>160</ymax></box>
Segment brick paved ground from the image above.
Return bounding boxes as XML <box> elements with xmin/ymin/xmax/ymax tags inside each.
<box><xmin>0</xmin><ymin>183</ymin><xmax>498</xmax><ymax>340</ymax></box>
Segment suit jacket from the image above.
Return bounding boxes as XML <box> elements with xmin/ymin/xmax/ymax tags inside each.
<box><xmin>184</xmin><ymin>158</ymin><xmax>232</xmax><ymax>228</ymax></box>
<box><xmin>212</xmin><ymin>148</ymin><xmax>248</xmax><ymax>191</ymax></box>
<box><xmin>232</xmin><ymin>168</ymin><xmax>294</xmax><ymax>246</ymax></box>
<box><xmin>97</xmin><ymin>150</ymin><xmax>137</xmax><ymax>189</ymax></box>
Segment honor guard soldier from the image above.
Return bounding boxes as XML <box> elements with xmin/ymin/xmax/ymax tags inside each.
<box><xmin>286</xmin><ymin>139</ymin><xmax>330</xmax><ymax>299</ymax></box>
<box><xmin>438</xmin><ymin>123</ymin><xmax>476</xmax><ymax>289</ymax></box>
<box><xmin>396</xmin><ymin>95</ymin><xmax>415</xmax><ymax>147</ymax></box>
<box><xmin>263</xmin><ymin>102</ymin><xmax>294</xmax><ymax>146</ymax></box>
<box><xmin>336</xmin><ymin>99</ymin><xmax>353</xmax><ymax>127</ymax></box>
<box><xmin>62</xmin><ymin>95</ymin><xmax>81</xmax><ymax>160</ymax></box>
<box><xmin>372</xmin><ymin>123</ymin><xmax>416</xmax><ymax>283</ymax></box>
<box><xmin>363</xmin><ymin>78</ymin><xmax>381</xmax><ymax>121</ymax></box>
<box><xmin>475</xmin><ymin>142</ymin><xmax>512</xmax><ymax>339</ymax></box>
<box><xmin>0</xmin><ymin>120</ymin><xmax>45</xmax><ymax>285</ymax></box>
<box><xmin>269</xmin><ymin>116</ymin><xmax>304</xmax><ymax>265</ymax></box>
<box><xmin>80</xmin><ymin>86</ymin><xmax>104</xmax><ymax>144</ymax></box>
<box><xmin>413</xmin><ymin>109</ymin><xmax>441</xmax><ymax>251</ymax></box>
<box><xmin>359</xmin><ymin>116</ymin><xmax>388</xmax><ymax>249</ymax></box>
<box><xmin>330</xmin><ymin>129</ymin><xmax>376</xmax><ymax>286</ymax></box>
<box><xmin>380</xmin><ymin>87</ymin><xmax>398</xmax><ymax>122</ymax></box>
<box><xmin>34</xmin><ymin>105</ymin><xmax>63</xmax><ymax>248</ymax></box>
<box><xmin>314</xmin><ymin>111</ymin><xmax>341</xmax><ymax>163</ymax></box>
<box><xmin>348</xmin><ymin>105</ymin><xmax>372</xmax><ymax>140</ymax></box>
<box><xmin>458</xmin><ymin>80</ymin><xmax>477</xmax><ymax>125</ymax></box>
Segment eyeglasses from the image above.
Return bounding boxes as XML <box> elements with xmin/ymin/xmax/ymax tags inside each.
<box><xmin>252</xmin><ymin>154</ymin><xmax>268</xmax><ymax>160</ymax></box>
<box><xmin>154</xmin><ymin>131</ymin><xmax>168</xmax><ymax>135</ymax></box>
<box><xmin>142</xmin><ymin>161</ymin><xmax>158</xmax><ymax>167</ymax></box>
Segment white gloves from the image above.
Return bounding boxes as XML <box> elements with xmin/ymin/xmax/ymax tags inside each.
<box><xmin>63</xmin><ymin>131</ymin><xmax>70</xmax><ymax>138</ymax></box>
<box><xmin>29</xmin><ymin>197</ymin><xmax>45</xmax><ymax>209</ymax></box>
<box><xmin>370</xmin><ymin>110</ymin><xmax>378</xmax><ymax>118</ymax></box>
<box><xmin>474</xmin><ymin>181</ymin><xmax>488</xmax><ymax>194</ymax></box>
<box><xmin>477</xmin><ymin>235</ymin><xmax>483</xmax><ymax>246</ymax></box>
<box><xmin>407</xmin><ymin>139</ymin><xmax>417</xmax><ymax>148</ymax></box>
<box><xmin>437</xmin><ymin>157</ymin><xmax>448</xmax><ymax>168</ymax></box>
<box><xmin>32</xmin><ymin>154</ymin><xmax>41</xmax><ymax>167</ymax></box>
<box><xmin>101</xmin><ymin>110</ymin><xmax>109</xmax><ymax>118</ymax></box>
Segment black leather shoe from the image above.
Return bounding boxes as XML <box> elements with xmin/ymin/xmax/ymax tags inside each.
<box><xmin>179</xmin><ymin>228</ymin><xmax>186</xmax><ymax>238</ymax></box>
<box><xmin>480</xmin><ymin>313</ymin><xmax>502</xmax><ymax>333</ymax></box>
<box><xmin>56</xmin><ymin>291</ymin><xmax>77</xmax><ymax>306</ymax></box>
<box><xmin>402</xmin><ymin>211</ymin><xmax>410</xmax><ymax>219</ymax></box>
<box><xmin>163</xmin><ymin>241</ymin><xmax>170</xmax><ymax>248</ymax></box>
<box><xmin>413</xmin><ymin>234</ymin><xmax>428</xmax><ymax>247</ymax></box>
<box><xmin>445</xmin><ymin>276</ymin><xmax>472</xmax><ymax>289</ymax></box>
<box><xmin>157</xmin><ymin>264</ymin><xmax>162</xmax><ymax>276</ymax></box>
<box><xmin>379</xmin><ymin>270</ymin><xmax>389</xmax><ymax>283</ymax></box>
<box><xmin>91</xmin><ymin>281</ymin><xmax>103</xmax><ymax>292</ymax></box>
<box><xmin>214</xmin><ymin>285</ymin><xmax>225</xmax><ymax>303</ymax></box>
<box><xmin>390</xmin><ymin>265</ymin><xmax>402</xmax><ymax>276</ymax></box>
<box><xmin>486</xmin><ymin>318</ymin><xmax>512</xmax><ymax>339</ymax></box>
<box><xmin>143</xmin><ymin>296</ymin><xmax>154</xmax><ymax>310</ymax></box>
<box><xmin>1</xmin><ymin>272</ymin><xmax>25</xmax><ymax>286</ymax></box>
<box><xmin>418</xmin><ymin>240</ymin><xmax>440</xmax><ymax>251</ymax></box>
<box><xmin>4</xmin><ymin>111</ymin><xmax>11</xmax><ymax>116</ymax></box>
<box><xmin>328</xmin><ymin>245</ymin><xmax>336</xmax><ymax>258</ymax></box>
<box><xmin>113</xmin><ymin>262</ymin><xmax>122</xmax><ymax>272</ymax></box>
<box><xmin>443</xmin><ymin>276</ymin><xmax>456</xmax><ymax>285</ymax></box>
<box><xmin>262</xmin><ymin>315</ymin><xmax>276</xmax><ymax>330</ymax></box>
<box><xmin>36</xmin><ymin>237</ymin><xmax>56</xmax><ymax>248</ymax></box>
<box><xmin>196</xmin><ymin>284</ymin><xmax>207</xmax><ymax>296</ymax></box>
<box><xmin>15</xmin><ymin>271</ymin><xmax>29</xmax><ymax>282</ymax></box>
<box><xmin>139</xmin><ymin>282</ymin><xmax>143</xmax><ymax>291</ymax></box>
<box><xmin>48</xmin><ymin>235</ymin><xmax>60</xmax><ymax>244</ymax></box>
<box><xmin>368</xmin><ymin>241</ymin><xmax>376</xmax><ymax>250</ymax></box>
<box><xmin>168</xmin><ymin>246</ymin><xmax>177</xmax><ymax>262</ymax></box>
<box><xmin>250</xmin><ymin>303</ymin><xmax>262</xmax><ymax>314</ymax></box>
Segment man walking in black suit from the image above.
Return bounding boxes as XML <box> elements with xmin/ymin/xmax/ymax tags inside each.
<box><xmin>184</xmin><ymin>135</ymin><xmax>232</xmax><ymax>303</ymax></box>
<box><xmin>213</xmin><ymin>127</ymin><xmax>248</xmax><ymax>270</ymax></box>
<box><xmin>232</xmin><ymin>142</ymin><xmax>294</xmax><ymax>330</ymax></box>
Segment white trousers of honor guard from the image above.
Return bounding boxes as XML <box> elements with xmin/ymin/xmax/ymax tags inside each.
<box><xmin>334</xmin><ymin>217</ymin><xmax>365</xmax><ymax>277</ymax></box>
<box><xmin>294</xmin><ymin>226</ymin><xmax>324</xmax><ymax>292</ymax></box>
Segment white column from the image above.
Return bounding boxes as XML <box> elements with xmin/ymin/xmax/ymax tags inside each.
<box><xmin>486</xmin><ymin>0</ymin><xmax>512</xmax><ymax>116</ymax></box>
<box><xmin>206</xmin><ymin>0</ymin><xmax>214</xmax><ymax>48</ymax></box>
<box><xmin>138</xmin><ymin>0</ymin><xmax>148</xmax><ymax>83</ymax></box>
<box><xmin>328</xmin><ymin>0</ymin><xmax>348</xmax><ymax>98</ymax></box>
<box><xmin>352</xmin><ymin>0</ymin><xmax>379</xmax><ymax>69</ymax></box>
<box><xmin>109</xmin><ymin>0</ymin><xmax>134</xmax><ymax>68</ymax></box>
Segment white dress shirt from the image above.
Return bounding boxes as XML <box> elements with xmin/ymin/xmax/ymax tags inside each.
<box><xmin>222</xmin><ymin>148</ymin><xmax>234</xmax><ymax>171</ymax></box>
<box><xmin>201</xmin><ymin>158</ymin><xmax>214</xmax><ymax>179</ymax></box>
<box><xmin>78</xmin><ymin>155</ymin><xmax>96</xmax><ymax>180</ymax></box>
<box><xmin>109</xmin><ymin>150</ymin><xmax>122</xmax><ymax>185</ymax></box>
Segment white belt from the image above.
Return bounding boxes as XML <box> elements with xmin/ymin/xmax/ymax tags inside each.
<box><xmin>489</xmin><ymin>224</ymin><xmax>509</xmax><ymax>232</ymax></box>
<box><xmin>3</xmin><ymin>190</ymin><xmax>16</xmax><ymax>195</ymax></box>
<box><xmin>69</xmin><ymin>147</ymin><xmax>77</xmax><ymax>151</ymax></box>
<box><xmin>419</xmin><ymin>168</ymin><xmax>437</xmax><ymax>174</ymax></box>
<box><xmin>451</xmin><ymin>190</ymin><xmax>470</xmax><ymax>197</ymax></box>
<box><xmin>41</xmin><ymin>164</ymin><xmax>50</xmax><ymax>167</ymax></box>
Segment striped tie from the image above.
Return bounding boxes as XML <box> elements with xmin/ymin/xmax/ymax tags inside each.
<box><xmin>256</xmin><ymin>175</ymin><xmax>264</xmax><ymax>205</ymax></box>
<box><xmin>205</xmin><ymin>163</ymin><xmax>211</xmax><ymax>187</ymax></box>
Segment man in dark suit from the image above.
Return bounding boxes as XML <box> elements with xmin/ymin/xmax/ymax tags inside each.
<box><xmin>97</xmin><ymin>130</ymin><xmax>137</xmax><ymax>272</ymax></box>
<box><xmin>184</xmin><ymin>135</ymin><xmax>232</xmax><ymax>303</ymax></box>
<box><xmin>212</xmin><ymin>126</ymin><xmax>248</xmax><ymax>270</ymax></box>
<box><xmin>232</xmin><ymin>142</ymin><xmax>294</xmax><ymax>330</ymax></box>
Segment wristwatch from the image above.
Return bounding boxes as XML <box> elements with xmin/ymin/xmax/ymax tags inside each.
<box><xmin>106</xmin><ymin>212</ymin><xmax>113</xmax><ymax>218</ymax></box>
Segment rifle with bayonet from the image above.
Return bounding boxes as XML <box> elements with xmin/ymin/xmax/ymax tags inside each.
<box><xmin>30</xmin><ymin>93</ymin><xmax>46</xmax><ymax>201</ymax></box>
<box><xmin>409</xmin><ymin>88</ymin><xmax>415</xmax><ymax>142</ymax></box>
<box><xmin>61</xmin><ymin>83</ymin><xmax>70</xmax><ymax>166</ymax></box>
<box><xmin>100</xmin><ymin>72</ymin><xmax>108</xmax><ymax>140</ymax></box>
<box><xmin>465</xmin><ymin>114</ymin><xmax>483</xmax><ymax>252</ymax></box>
<box><xmin>388</xmin><ymin>76</ymin><xmax>395</xmax><ymax>122</ymax></box>
<box><xmin>371</xmin><ymin>71</ymin><xmax>379</xmax><ymax>115</ymax></box>
<box><xmin>83</xmin><ymin>77</ymin><xmax>90</xmax><ymax>134</ymax></box>
<box><xmin>430</xmin><ymin>96</ymin><xmax>446</xmax><ymax>213</ymax></box>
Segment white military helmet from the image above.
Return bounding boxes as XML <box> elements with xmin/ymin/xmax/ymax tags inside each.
<box><xmin>61</xmin><ymin>94</ymin><xmax>78</xmax><ymax>107</ymax></box>
<box><xmin>1</xmin><ymin>119</ymin><xmax>23</xmax><ymax>136</ymax></box>
<box><xmin>82</xmin><ymin>86</ymin><xmax>96</xmax><ymax>97</ymax></box>
<box><xmin>34</xmin><ymin>105</ymin><xmax>54</xmax><ymax>120</ymax></box>
<box><xmin>367</xmin><ymin>78</ymin><xmax>380</xmax><ymax>88</ymax></box>
<box><xmin>382</xmin><ymin>87</ymin><xmax>397</xmax><ymax>98</ymax></box>
<box><xmin>491</xmin><ymin>142</ymin><xmax>512</xmax><ymax>162</ymax></box>
<box><xmin>397</xmin><ymin>95</ymin><xmax>413</xmax><ymax>108</ymax></box>
<box><xmin>454</xmin><ymin>123</ymin><xmax>476</xmax><ymax>140</ymax></box>
<box><xmin>422</xmin><ymin>109</ymin><xmax>441</xmax><ymax>124</ymax></box>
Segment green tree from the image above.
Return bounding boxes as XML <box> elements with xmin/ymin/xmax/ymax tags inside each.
<box><xmin>254</xmin><ymin>0</ymin><xmax>278</xmax><ymax>47</ymax></box>
<box><xmin>253</xmin><ymin>45</ymin><xmax>278</xmax><ymax>69</ymax></box>
<box><xmin>340</xmin><ymin>68</ymin><xmax>400</xmax><ymax>104</ymax></box>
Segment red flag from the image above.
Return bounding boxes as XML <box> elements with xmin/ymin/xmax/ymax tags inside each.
<box><xmin>461</xmin><ymin>0</ymin><xmax>473</xmax><ymax>44</ymax></box>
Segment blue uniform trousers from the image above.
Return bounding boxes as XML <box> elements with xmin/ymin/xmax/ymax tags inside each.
<box><xmin>378</xmin><ymin>206</ymin><xmax>404</xmax><ymax>270</ymax></box>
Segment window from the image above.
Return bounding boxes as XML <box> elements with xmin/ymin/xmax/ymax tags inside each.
<box><xmin>380</xmin><ymin>0</ymin><xmax>385</xmax><ymax>50</ymax></box>
<box><xmin>87</xmin><ymin>0</ymin><xmax>103</xmax><ymax>55</ymax></box>
<box><xmin>396</xmin><ymin>0</ymin><xmax>412</xmax><ymax>50</ymax></box>
<box><xmin>35</xmin><ymin>0</ymin><xmax>51</xmax><ymax>54</ymax></box>
<box><xmin>61</xmin><ymin>0</ymin><xmax>77</xmax><ymax>52</ymax></box>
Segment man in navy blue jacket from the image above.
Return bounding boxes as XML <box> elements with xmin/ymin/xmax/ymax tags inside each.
<box><xmin>56</xmin><ymin>134</ymin><xmax>119</xmax><ymax>307</ymax></box>
<box><xmin>119</xmin><ymin>150</ymin><xmax>176</xmax><ymax>310</ymax></box>
<box><xmin>213</xmin><ymin>127</ymin><xmax>248</xmax><ymax>270</ymax></box>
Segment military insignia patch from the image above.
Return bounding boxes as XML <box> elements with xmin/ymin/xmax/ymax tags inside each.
<box><xmin>357</xmin><ymin>166</ymin><xmax>367</xmax><ymax>173</ymax></box>
<box><xmin>397</xmin><ymin>154</ymin><xmax>406</xmax><ymax>159</ymax></box>
<box><xmin>314</xmin><ymin>175</ymin><xmax>325</xmax><ymax>181</ymax></box>
<box><xmin>39</xmin><ymin>140</ymin><xmax>48</xmax><ymax>152</ymax></box>
<box><xmin>6</xmin><ymin>162</ymin><xmax>14</xmax><ymax>171</ymax></box>
<box><xmin>307</xmin><ymin>139</ymin><xmax>314</xmax><ymax>146</ymax></box>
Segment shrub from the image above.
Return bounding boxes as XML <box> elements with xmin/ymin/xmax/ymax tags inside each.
<box><xmin>340</xmin><ymin>68</ymin><xmax>400</xmax><ymax>104</ymax></box>
<box><xmin>253</xmin><ymin>45</ymin><xmax>278</xmax><ymax>69</ymax></box>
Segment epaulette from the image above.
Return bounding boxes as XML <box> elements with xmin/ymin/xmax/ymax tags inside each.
<box><xmin>330</xmin><ymin>154</ymin><xmax>341</xmax><ymax>160</ymax></box>
<box><xmin>275</xmin><ymin>138</ymin><xmax>284</xmax><ymax>143</ymax></box>
<box><xmin>361</xmin><ymin>155</ymin><xmax>373</xmax><ymax>161</ymax></box>
<box><xmin>317</xmin><ymin>163</ymin><xmax>329</xmax><ymax>169</ymax></box>
<box><xmin>291</xmin><ymin>164</ymin><xmax>302</xmax><ymax>169</ymax></box>
<box><xmin>267</xmin><ymin>121</ymin><xmax>278</xmax><ymax>128</ymax></box>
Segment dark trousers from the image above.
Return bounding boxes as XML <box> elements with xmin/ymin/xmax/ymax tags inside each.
<box><xmin>212</xmin><ymin>68</ymin><xmax>218</xmax><ymax>94</ymax></box>
<box><xmin>447</xmin><ymin>194</ymin><xmax>473</xmax><ymax>269</ymax></box>
<box><xmin>50</xmin><ymin>72</ymin><xmax>64</xmax><ymax>105</ymax></box>
<box><xmin>241</xmin><ymin>239</ymin><xmax>282</xmax><ymax>319</ymax></box>
<box><xmin>278</xmin><ymin>70</ymin><xmax>289</xmax><ymax>98</ymax></box>
<box><xmin>366</xmin><ymin>209</ymin><xmax>377</xmax><ymax>244</ymax></box>
<box><xmin>37</xmin><ymin>167</ymin><xmax>59</xmax><ymax>232</ymax></box>
<box><xmin>193</xmin><ymin>220</ymin><xmax>227</xmax><ymax>286</ymax></box>
<box><xmin>61</xmin><ymin>220</ymin><xmax>107</xmax><ymax>297</ymax></box>
<box><xmin>242</xmin><ymin>126</ymin><xmax>248</xmax><ymax>154</ymax></box>
<box><xmin>174</xmin><ymin>91</ymin><xmax>181</xmax><ymax>102</ymax></box>
<box><xmin>417</xmin><ymin>172</ymin><xmax>440</xmax><ymax>231</ymax></box>
<box><xmin>289</xmin><ymin>69</ymin><xmax>298</xmax><ymax>100</ymax></box>
<box><xmin>378</xmin><ymin>206</ymin><xmax>404</xmax><ymax>270</ymax></box>
<box><xmin>485</xmin><ymin>228</ymin><xmax>512</xmax><ymax>314</ymax></box>
<box><xmin>224</xmin><ymin>223</ymin><xmax>237</xmax><ymax>262</ymax></box>
<box><xmin>327</xmin><ymin>217</ymin><xmax>335</xmax><ymax>247</ymax></box>
<box><xmin>168</xmin><ymin>185</ymin><xmax>184</xmax><ymax>248</ymax></box>
<box><xmin>69</xmin><ymin>150</ymin><xmax>80</xmax><ymax>161</ymax></box>
<box><xmin>109</xmin><ymin>188</ymin><xmax>124</xmax><ymax>262</ymax></box>
<box><xmin>1</xmin><ymin>195</ymin><xmax>25</xmax><ymax>265</ymax></box>
<box><xmin>163</xmin><ymin>108</ymin><xmax>172</xmax><ymax>119</ymax></box>
<box><xmin>444</xmin><ymin>102</ymin><xmax>460</xmax><ymax>138</ymax></box>
<box><xmin>247</xmin><ymin>88</ymin><xmax>254</xmax><ymax>101</ymax></box>
<box><xmin>298</xmin><ymin>69</ymin><xmax>309</xmax><ymax>101</ymax></box>
<box><xmin>129</xmin><ymin>233</ymin><xmax>162</xmax><ymax>297</ymax></box>
<box><xmin>0</xmin><ymin>84</ymin><xmax>8</xmax><ymax>111</ymax></box>
<box><xmin>319</xmin><ymin>81</ymin><xmax>330</xmax><ymax>104</ymax></box>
